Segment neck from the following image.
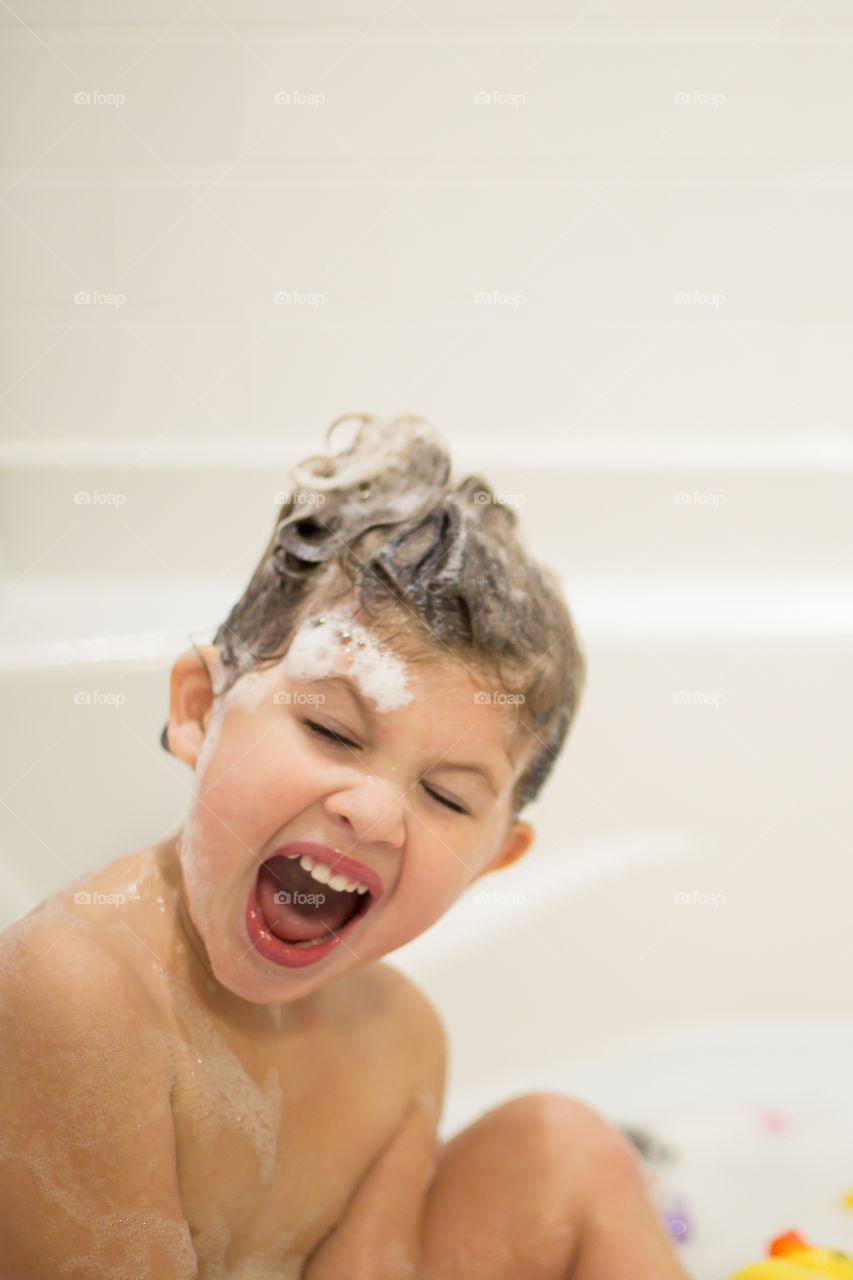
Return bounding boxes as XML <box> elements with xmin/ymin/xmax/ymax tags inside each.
<box><xmin>152</xmin><ymin>831</ymin><xmax>213</xmax><ymax>974</ymax></box>
<box><xmin>154</xmin><ymin>830</ymin><xmax>316</xmax><ymax>1033</ymax></box>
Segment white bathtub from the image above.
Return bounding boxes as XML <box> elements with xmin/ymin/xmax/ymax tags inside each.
<box><xmin>2</xmin><ymin>441</ymin><xmax>853</xmax><ymax>1277</ymax></box>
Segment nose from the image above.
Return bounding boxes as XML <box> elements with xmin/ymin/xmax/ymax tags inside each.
<box><xmin>324</xmin><ymin>773</ymin><xmax>406</xmax><ymax>850</ymax></box>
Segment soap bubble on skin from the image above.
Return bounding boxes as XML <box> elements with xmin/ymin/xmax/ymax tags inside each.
<box><xmin>216</xmin><ymin>664</ymin><xmax>276</xmax><ymax>717</ymax></box>
<box><xmin>191</xmin><ymin>1215</ymin><xmax>231</xmax><ymax>1280</ymax></box>
<box><xmin>57</xmin><ymin>1210</ymin><xmax>197</xmax><ymax>1278</ymax></box>
<box><xmin>0</xmin><ymin>995</ymin><xmax>197</xmax><ymax>1278</ymax></box>
<box><xmin>166</xmin><ymin>973</ymin><xmax>284</xmax><ymax>1186</ymax></box>
<box><xmin>198</xmin><ymin>608</ymin><xmax>413</xmax><ymax>735</ymax></box>
<box><xmin>194</xmin><ymin>1220</ymin><xmax>306</xmax><ymax>1280</ymax></box>
<box><xmin>227</xmin><ymin>1258</ymin><xmax>304</xmax><ymax>1280</ymax></box>
<box><xmin>279</xmin><ymin>607</ymin><xmax>413</xmax><ymax>713</ymax></box>
<box><xmin>175</xmin><ymin>685</ymin><xmax>235</xmax><ymax>946</ymax></box>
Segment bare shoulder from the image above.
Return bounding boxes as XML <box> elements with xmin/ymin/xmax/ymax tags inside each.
<box><xmin>371</xmin><ymin>961</ymin><xmax>448</xmax><ymax>1101</ymax></box>
<box><xmin>0</xmin><ymin>907</ymin><xmax>174</xmax><ymax>1107</ymax></box>
<box><xmin>0</xmin><ymin>846</ymin><xmax>186</xmax><ymax>1032</ymax></box>
<box><xmin>362</xmin><ymin>960</ymin><xmax>447</xmax><ymax>1044</ymax></box>
<box><xmin>322</xmin><ymin>959</ymin><xmax>447</xmax><ymax>1117</ymax></box>
<box><xmin>0</xmin><ymin>904</ymin><xmax>166</xmax><ymax>1029</ymax></box>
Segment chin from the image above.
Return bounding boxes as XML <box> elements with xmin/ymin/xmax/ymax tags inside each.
<box><xmin>209</xmin><ymin>941</ymin><xmax>340</xmax><ymax>1004</ymax></box>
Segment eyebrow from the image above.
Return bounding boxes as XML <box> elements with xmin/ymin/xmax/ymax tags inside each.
<box><xmin>301</xmin><ymin>673</ymin><xmax>504</xmax><ymax>797</ymax></box>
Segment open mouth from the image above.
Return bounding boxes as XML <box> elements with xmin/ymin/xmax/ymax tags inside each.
<box><xmin>246</xmin><ymin>851</ymin><xmax>375</xmax><ymax>969</ymax></box>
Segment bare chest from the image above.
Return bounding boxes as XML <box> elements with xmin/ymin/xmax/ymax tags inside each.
<box><xmin>166</xmin><ymin>985</ymin><xmax>414</xmax><ymax>1277</ymax></box>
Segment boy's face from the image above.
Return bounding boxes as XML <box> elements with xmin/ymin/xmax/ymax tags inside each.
<box><xmin>166</xmin><ymin>613</ymin><xmax>536</xmax><ymax>1004</ymax></box>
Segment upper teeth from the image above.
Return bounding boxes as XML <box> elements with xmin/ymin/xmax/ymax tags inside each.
<box><xmin>289</xmin><ymin>853</ymin><xmax>370</xmax><ymax>895</ymax></box>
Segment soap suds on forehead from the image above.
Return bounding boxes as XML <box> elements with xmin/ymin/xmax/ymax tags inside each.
<box><xmin>279</xmin><ymin>608</ymin><xmax>413</xmax><ymax>713</ymax></box>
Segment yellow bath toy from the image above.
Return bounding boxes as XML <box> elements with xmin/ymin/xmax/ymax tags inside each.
<box><xmin>727</xmin><ymin>1231</ymin><xmax>853</xmax><ymax>1280</ymax></box>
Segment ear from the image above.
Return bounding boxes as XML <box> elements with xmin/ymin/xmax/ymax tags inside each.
<box><xmin>166</xmin><ymin>645</ymin><xmax>223</xmax><ymax>768</ymax></box>
<box><xmin>476</xmin><ymin>820</ymin><xmax>535</xmax><ymax>880</ymax></box>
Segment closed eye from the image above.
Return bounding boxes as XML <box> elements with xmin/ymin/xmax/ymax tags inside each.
<box><xmin>305</xmin><ymin>720</ymin><xmax>469</xmax><ymax>815</ymax></box>
<box><xmin>423</xmin><ymin>785</ymin><xmax>469</xmax><ymax>816</ymax></box>
<box><xmin>304</xmin><ymin>720</ymin><xmax>360</xmax><ymax>749</ymax></box>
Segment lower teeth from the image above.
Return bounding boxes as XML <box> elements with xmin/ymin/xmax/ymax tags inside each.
<box><xmin>290</xmin><ymin>932</ymin><xmax>336</xmax><ymax>948</ymax></box>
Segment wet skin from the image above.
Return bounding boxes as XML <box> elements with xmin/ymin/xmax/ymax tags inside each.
<box><xmin>0</xmin><ymin>639</ymin><xmax>536</xmax><ymax>1277</ymax></box>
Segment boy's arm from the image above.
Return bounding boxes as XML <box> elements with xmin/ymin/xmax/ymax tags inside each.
<box><xmin>0</xmin><ymin>922</ymin><xmax>197</xmax><ymax>1279</ymax></box>
<box><xmin>303</xmin><ymin>973</ymin><xmax>448</xmax><ymax>1280</ymax></box>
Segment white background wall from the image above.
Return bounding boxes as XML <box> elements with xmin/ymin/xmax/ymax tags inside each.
<box><xmin>3</xmin><ymin>0</ymin><xmax>853</xmax><ymax>452</ymax></box>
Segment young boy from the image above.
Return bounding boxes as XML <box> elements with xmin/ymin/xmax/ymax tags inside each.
<box><xmin>0</xmin><ymin>415</ymin><xmax>692</xmax><ymax>1279</ymax></box>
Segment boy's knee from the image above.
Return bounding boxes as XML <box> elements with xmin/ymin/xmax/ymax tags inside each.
<box><xmin>485</xmin><ymin>1092</ymin><xmax>645</xmax><ymax>1191</ymax></box>
<box><xmin>423</xmin><ymin>1093</ymin><xmax>648</xmax><ymax>1280</ymax></box>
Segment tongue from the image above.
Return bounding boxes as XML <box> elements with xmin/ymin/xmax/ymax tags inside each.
<box><xmin>256</xmin><ymin>856</ymin><xmax>359</xmax><ymax>943</ymax></box>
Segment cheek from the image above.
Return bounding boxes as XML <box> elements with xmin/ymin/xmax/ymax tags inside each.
<box><xmin>191</xmin><ymin>741</ymin><xmax>280</xmax><ymax>846</ymax></box>
<box><xmin>395</xmin><ymin>847</ymin><xmax>478</xmax><ymax>923</ymax></box>
<box><xmin>191</xmin><ymin>719</ymin><xmax>321</xmax><ymax>845</ymax></box>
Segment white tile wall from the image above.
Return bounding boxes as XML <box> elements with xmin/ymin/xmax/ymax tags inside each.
<box><xmin>2</xmin><ymin>3</ymin><xmax>853</xmax><ymax>447</ymax></box>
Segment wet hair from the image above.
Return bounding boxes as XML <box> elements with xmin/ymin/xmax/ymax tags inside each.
<box><xmin>161</xmin><ymin>413</ymin><xmax>586</xmax><ymax>815</ymax></box>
